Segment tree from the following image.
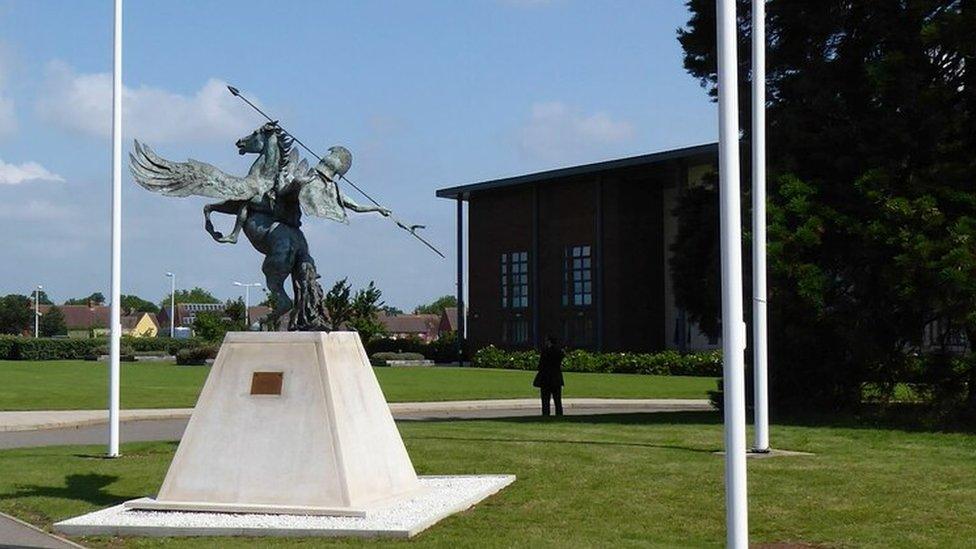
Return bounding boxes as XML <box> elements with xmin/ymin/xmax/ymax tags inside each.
<box><xmin>224</xmin><ymin>297</ymin><xmax>247</xmax><ymax>325</ymax></box>
<box><xmin>675</xmin><ymin>1</ymin><xmax>976</xmax><ymax>410</ymax></box>
<box><xmin>65</xmin><ymin>292</ymin><xmax>105</xmax><ymax>306</ymax></box>
<box><xmin>380</xmin><ymin>305</ymin><xmax>404</xmax><ymax>316</ymax></box>
<box><xmin>348</xmin><ymin>281</ymin><xmax>387</xmax><ymax>341</ymax></box>
<box><xmin>0</xmin><ymin>294</ymin><xmax>32</xmax><ymax>335</ymax></box>
<box><xmin>121</xmin><ymin>294</ymin><xmax>159</xmax><ymax>315</ymax></box>
<box><xmin>39</xmin><ymin>305</ymin><xmax>67</xmax><ymax>337</ymax></box>
<box><xmin>414</xmin><ymin>295</ymin><xmax>457</xmax><ymax>315</ymax></box>
<box><xmin>32</xmin><ymin>290</ymin><xmax>53</xmax><ymax>305</ymax></box>
<box><xmin>159</xmin><ymin>287</ymin><xmax>219</xmax><ymax>310</ymax></box>
<box><xmin>324</xmin><ymin>278</ymin><xmax>354</xmax><ymax>329</ymax></box>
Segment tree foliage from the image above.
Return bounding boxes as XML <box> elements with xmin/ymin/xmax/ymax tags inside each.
<box><xmin>414</xmin><ymin>295</ymin><xmax>457</xmax><ymax>315</ymax></box>
<box><xmin>65</xmin><ymin>292</ymin><xmax>105</xmax><ymax>306</ymax></box>
<box><xmin>159</xmin><ymin>287</ymin><xmax>219</xmax><ymax>310</ymax></box>
<box><xmin>39</xmin><ymin>305</ymin><xmax>67</xmax><ymax>337</ymax></box>
<box><xmin>0</xmin><ymin>294</ymin><xmax>32</xmax><ymax>335</ymax></box>
<box><xmin>121</xmin><ymin>294</ymin><xmax>159</xmax><ymax>315</ymax></box>
<box><xmin>675</xmin><ymin>0</ymin><xmax>976</xmax><ymax>410</ymax></box>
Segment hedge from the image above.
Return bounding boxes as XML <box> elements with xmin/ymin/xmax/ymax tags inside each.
<box><xmin>365</xmin><ymin>334</ymin><xmax>464</xmax><ymax>364</ymax></box>
<box><xmin>471</xmin><ymin>345</ymin><xmax>722</xmax><ymax>377</ymax></box>
<box><xmin>0</xmin><ymin>335</ymin><xmax>208</xmax><ymax>361</ymax></box>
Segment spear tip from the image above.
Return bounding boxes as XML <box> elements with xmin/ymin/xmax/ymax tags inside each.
<box><xmin>227</xmin><ymin>85</ymin><xmax>240</xmax><ymax>96</ymax></box>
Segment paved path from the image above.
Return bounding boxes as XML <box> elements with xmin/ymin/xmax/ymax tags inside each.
<box><xmin>0</xmin><ymin>511</ymin><xmax>84</xmax><ymax>548</ymax></box>
<box><xmin>0</xmin><ymin>399</ymin><xmax>711</xmax><ymax>450</ymax></box>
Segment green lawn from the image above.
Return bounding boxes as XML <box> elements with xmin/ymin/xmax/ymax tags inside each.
<box><xmin>0</xmin><ymin>361</ymin><xmax>716</xmax><ymax>410</ymax></box>
<box><xmin>0</xmin><ymin>413</ymin><xmax>973</xmax><ymax>547</ymax></box>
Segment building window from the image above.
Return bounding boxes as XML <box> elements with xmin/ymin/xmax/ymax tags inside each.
<box><xmin>561</xmin><ymin>315</ymin><xmax>594</xmax><ymax>348</ymax></box>
<box><xmin>562</xmin><ymin>245</ymin><xmax>593</xmax><ymax>306</ymax></box>
<box><xmin>502</xmin><ymin>318</ymin><xmax>530</xmax><ymax>344</ymax></box>
<box><xmin>501</xmin><ymin>251</ymin><xmax>529</xmax><ymax>309</ymax></box>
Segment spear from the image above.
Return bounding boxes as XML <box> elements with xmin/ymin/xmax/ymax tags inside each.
<box><xmin>227</xmin><ymin>85</ymin><xmax>446</xmax><ymax>259</ymax></box>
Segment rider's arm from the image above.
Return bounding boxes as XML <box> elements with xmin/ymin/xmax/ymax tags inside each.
<box><xmin>339</xmin><ymin>193</ymin><xmax>390</xmax><ymax>216</ymax></box>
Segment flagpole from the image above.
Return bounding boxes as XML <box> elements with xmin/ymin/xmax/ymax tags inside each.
<box><xmin>752</xmin><ymin>0</ymin><xmax>770</xmax><ymax>453</ymax></box>
<box><xmin>717</xmin><ymin>0</ymin><xmax>749</xmax><ymax>546</ymax></box>
<box><xmin>108</xmin><ymin>0</ymin><xmax>123</xmax><ymax>458</ymax></box>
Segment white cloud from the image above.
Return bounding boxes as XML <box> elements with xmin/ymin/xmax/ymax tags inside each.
<box><xmin>35</xmin><ymin>61</ymin><xmax>260</xmax><ymax>143</ymax></box>
<box><xmin>518</xmin><ymin>101</ymin><xmax>635</xmax><ymax>163</ymax></box>
<box><xmin>0</xmin><ymin>158</ymin><xmax>63</xmax><ymax>185</ymax></box>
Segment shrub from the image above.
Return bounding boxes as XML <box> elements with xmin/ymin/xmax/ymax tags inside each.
<box><xmin>472</xmin><ymin>345</ymin><xmax>722</xmax><ymax>377</ymax></box>
<box><xmin>365</xmin><ymin>334</ymin><xmax>466</xmax><ymax>364</ymax></box>
<box><xmin>176</xmin><ymin>345</ymin><xmax>219</xmax><ymax>366</ymax></box>
<box><xmin>84</xmin><ymin>342</ymin><xmax>136</xmax><ymax>362</ymax></box>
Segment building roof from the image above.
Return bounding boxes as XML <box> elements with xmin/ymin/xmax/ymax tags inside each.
<box><xmin>435</xmin><ymin>142</ymin><xmax>718</xmax><ymax>200</ymax></box>
<box><xmin>38</xmin><ymin>305</ymin><xmax>111</xmax><ymax>330</ymax></box>
<box><xmin>121</xmin><ymin>312</ymin><xmax>159</xmax><ymax>332</ymax></box>
<box><xmin>379</xmin><ymin>313</ymin><xmax>440</xmax><ymax>335</ymax></box>
<box><xmin>440</xmin><ymin>307</ymin><xmax>459</xmax><ymax>331</ymax></box>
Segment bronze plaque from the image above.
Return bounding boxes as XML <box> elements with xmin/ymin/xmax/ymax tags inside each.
<box><xmin>250</xmin><ymin>371</ymin><xmax>283</xmax><ymax>395</ymax></box>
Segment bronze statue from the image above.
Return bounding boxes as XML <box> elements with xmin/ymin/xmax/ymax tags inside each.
<box><xmin>130</xmin><ymin>121</ymin><xmax>390</xmax><ymax>330</ymax></box>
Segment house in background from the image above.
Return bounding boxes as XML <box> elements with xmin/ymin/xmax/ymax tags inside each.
<box><xmin>379</xmin><ymin>313</ymin><xmax>441</xmax><ymax>342</ymax></box>
<box><xmin>439</xmin><ymin>307</ymin><xmax>459</xmax><ymax>336</ymax></box>
<box><xmin>437</xmin><ymin>143</ymin><xmax>722</xmax><ymax>353</ymax></box>
<box><xmin>34</xmin><ymin>305</ymin><xmax>159</xmax><ymax>338</ymax></box>
<box><xmin>121</xmin><ymin>312</ymin><xmax>160</xmax><ymax>337</ymax></box>
<box><xmin>157</xmin><ymin>303</ymin><xmax>276</xmax><ymax>335</ymax></box>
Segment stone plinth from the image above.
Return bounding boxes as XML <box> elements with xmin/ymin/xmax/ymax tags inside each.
<box><xmin>127</xmin><ymin>331</ymin><xmax>421</xmax><ymax>516</ymax></box>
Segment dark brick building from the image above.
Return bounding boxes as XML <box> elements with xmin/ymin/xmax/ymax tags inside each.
<box><xmin>437</xmin><ymin>143</ymin><xmax>721</xmax><ymax>353</ymax></box>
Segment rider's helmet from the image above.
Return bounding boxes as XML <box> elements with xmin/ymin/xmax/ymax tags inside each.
<box><xmin>321</xmin><ymin>146</ymin><xmax>352</xmax><ymax>177</ymax></box>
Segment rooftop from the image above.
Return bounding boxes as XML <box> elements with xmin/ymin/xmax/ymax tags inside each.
<box><xmin>435</xmin><ymin>142</ymin><xmax>717</xmax><ymax>200</ymax></box>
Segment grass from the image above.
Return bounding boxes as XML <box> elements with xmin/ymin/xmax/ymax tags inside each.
<box><xmin>0</xmin><ymin>360</ymin><xmax>716</xmax><ymax>410</ymax></box>
<box><xmin>0</xmin><ymin>412</ymin><xmax>974</xmax><ymax>547</ymax></box>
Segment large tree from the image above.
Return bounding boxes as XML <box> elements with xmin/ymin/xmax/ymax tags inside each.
<box><xmin>39</xmin><ymin>305</ymin><xmax>67</xmax><ymax>337</ymax></box>
<box><xmin>65</xmin><ymin>292</ymin><xmax>105</xmax><ymax>306</ymax></box>
<box><xmin>0</xmin><ymin>294</ymin><xmax>33</xmax><ymax>335</ymax></box>
<box><xmin>675</xmin><ymin>0</ymin><xmax>975</xmax><ymax>409</ymax></box>
<box><xmin>121</xmin><ymin>294</ymin><xmax>159</xmax><ymax>315</ymax></box>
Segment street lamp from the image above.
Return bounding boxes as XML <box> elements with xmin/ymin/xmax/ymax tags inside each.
<box><xmin>165</xmin><ymin>272</ymin><xmax>176</xmax><ymax>337</ymax></box>
<box><xmin>34</xmin><ymin>285</ymin><xmax>43</xmax><ymax>338</ymax></box>
<box><xmin>233</xmin><ymin>281</ymin><xmax>262</xmax><ymax>329</ymax></box>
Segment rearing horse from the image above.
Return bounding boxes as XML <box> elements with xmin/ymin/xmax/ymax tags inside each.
<box><xmin>130</xmin><ymin>122</ymin><xmax>387</xmax><ymax>330</ymax></box>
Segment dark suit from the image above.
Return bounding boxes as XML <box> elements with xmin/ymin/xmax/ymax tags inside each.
<box><xmin>534</xmin><ymin>346</ymin><xmax>565</xmax><ymax>416</ymax></box>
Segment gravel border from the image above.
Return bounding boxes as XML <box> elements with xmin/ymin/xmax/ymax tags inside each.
<box><xmin>54</xmin><ymin>475</ymin><xmax>515</xmax><ymax>539</ymax></box>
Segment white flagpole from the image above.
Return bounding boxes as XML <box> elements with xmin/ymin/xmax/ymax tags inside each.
<box><xmin>717</xmin><ymin>0</ymin><xmax>749</xmax><ymax>546</ymax></box>
<box><xmin>108</xmin><ymin>0</ymin><xmax>123</xmax><ymax>458</ymax></box>
<box><xmin>752</xmin><ymin>0</ymin><xmax>770</xmax><ymax>453</ymax></box>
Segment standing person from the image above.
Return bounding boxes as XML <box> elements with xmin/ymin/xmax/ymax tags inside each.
<box><xmin>534</xmin><ymin>336</ymin><xmax>565</xmax><ymax>416</ymax></box>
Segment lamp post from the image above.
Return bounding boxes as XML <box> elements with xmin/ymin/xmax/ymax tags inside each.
<box><xmin>34</xmin><ymin>285</ymin><xmax>43</xmax><ymax>338</ymax></box>
<box><xmin>233</xmin><ymin>281</ymin><xmax>262</xmax><ymax>329</ymax></box>
<box><xmin>165</xmin><ymin>272</ymin><xmax>176</xmax><ymax>337</ymax></box>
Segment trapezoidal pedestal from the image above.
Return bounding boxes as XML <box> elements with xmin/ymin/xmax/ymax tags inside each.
<box><xmin>126</xmin><ymin>331</ymin><xmax>421</xmax><ymax>516</ymax></box>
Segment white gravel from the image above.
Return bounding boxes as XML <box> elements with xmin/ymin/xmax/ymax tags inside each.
<box><xmin>54</xmin><ymin>475</ymin><xmax>515</xmax><ymax>539</ymax></box>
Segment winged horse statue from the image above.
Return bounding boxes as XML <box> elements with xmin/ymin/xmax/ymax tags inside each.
<box><xmin>129</xmin><ymin>121</ymin><xmax>389</xmax><ymax>330</ymax></box>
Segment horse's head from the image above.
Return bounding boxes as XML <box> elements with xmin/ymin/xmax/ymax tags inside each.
<box><xmin>235</xmin><ymin>122</ymin><xmax>280</xmax><ymax>156</ymax></box>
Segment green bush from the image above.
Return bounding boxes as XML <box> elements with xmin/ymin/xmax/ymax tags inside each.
<box><xmin>84</xmin><ymin>342</ymin><xmax>136</xmax><ymax>362</ymax></box>
<box><xmin>472</xmin><ymin>345</ymin><xmax>722</xmax><ymax>377</ymax></box>
<box><xmin>0</xmin><ymin>336</ymin><xmax>105</xmax><ymax>360</ymax></box>
<box><xmin>366</xmin><ymin>334</ymin><xmax>465</xmax><ymax>364</ymax></box>
<box><xmin>175</xmin><ymin>345</ymin><xmax>219</xmax><ymax>366</ymax></box>
<box><xmin>122</xmin><ymin>336</ymin><xmax>205</xmax><ymax>356</ymax></box>
<box><xmin>370</xmin><ymin>351</ymin><xmax>427</xmax><ymax>366</ymax></box>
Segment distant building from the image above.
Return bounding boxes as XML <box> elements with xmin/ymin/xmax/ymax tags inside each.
<box><xmin>157</xmin><ymin>303</ymin><xmax>273</xmax><ymax>336</ymax></box>
<box><xmin>34</xmin><ymin>305</ymin><xmax>159</xmax><ymax>338</ymax></box>
<box><xmin>121</xmin><ymin>312</ymin><xmax>160</xmax><ymax>337</ymax></box>
<box><xmin>379</xmin><ymin>313</ymin><xmax>441</xmax><ymax>342</ymax></box>
<box><xmin>439</xmin><ymin>307</ymin><xmax>459</xmax><ymax>335</ymax></box>
<box><xmin>436</xmin><ymin>143</ymin><xmax>722</xmax><ymax>353</ymax></box>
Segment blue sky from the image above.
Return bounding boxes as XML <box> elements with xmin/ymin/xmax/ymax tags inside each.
<box><xmin>0</xmin><ymin>0</ymin><xmax>716</xmax><ymax>311</ymax></box>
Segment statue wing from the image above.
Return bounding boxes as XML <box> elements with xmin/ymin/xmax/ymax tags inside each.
<box><xmin>129</xmin><ymin>140</ymin><xmax>257</xmax><ymax>200</ymax></box>
<box><xmin>295</xmin><ymin>163</ymin><xmax>349</xmax><ymax>224</ymax></box>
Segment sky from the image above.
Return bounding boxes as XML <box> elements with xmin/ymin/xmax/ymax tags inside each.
<box><xmin>0</xmin><ymin>0</ymin><xmax>716</xmax><ymax>311</ymax></box>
